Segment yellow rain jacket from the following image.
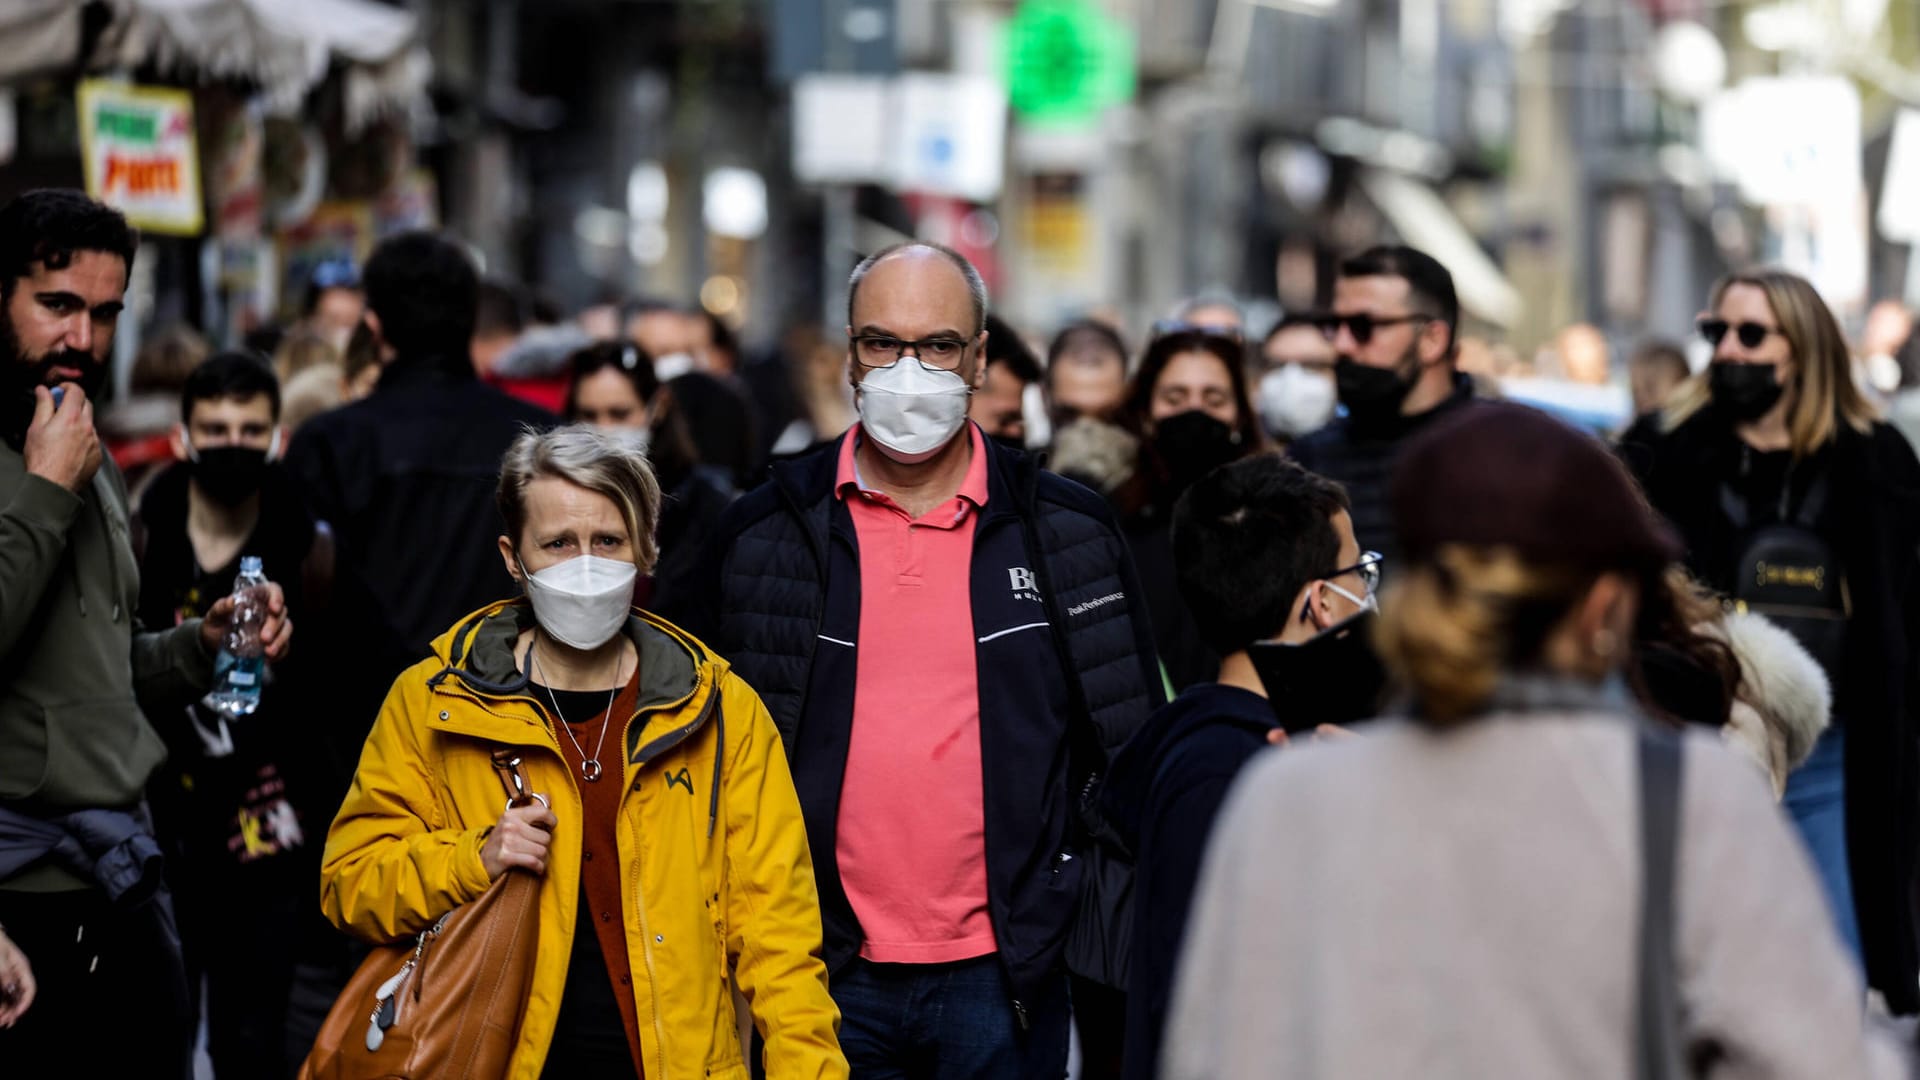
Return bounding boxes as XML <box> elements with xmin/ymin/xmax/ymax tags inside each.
<box><xmin>319</xmin><ymin>601</ymin><xmax>846</xmax><ymax>1079</ymax></box>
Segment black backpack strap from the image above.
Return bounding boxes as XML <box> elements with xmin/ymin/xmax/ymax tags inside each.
<box><xmin>1636</xmin><ymin>724</ymin><xmax>1686</xmax><ymax>1080</ymax></box>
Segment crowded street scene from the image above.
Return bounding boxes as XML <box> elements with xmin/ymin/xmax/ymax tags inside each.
<box><xmin>8</xmin><ymin>0</ymin><xmax>1920</xmax><ymax>1077</ymax></box>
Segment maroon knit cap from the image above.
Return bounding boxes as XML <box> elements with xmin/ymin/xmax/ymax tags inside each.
<box><xmin>1390</xmin><ymin>401</ymin><xmax>1680</xmax><ymax>571</ymax></box>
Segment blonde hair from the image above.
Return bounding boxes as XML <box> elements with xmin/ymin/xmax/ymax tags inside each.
<box><xmin>496</xmin><ymin>425</ymin><xmax>663</xmax><ymax>574</ymax></box>
<box><xmin>1374</xmin><ymin>546</ymin><xmax>1603</xmax><ymax>726</ymax></box>
<box><xmin>1665</xmin><ymin>268</ymin><xmax>1878</xmax><ymax>456</ymax></box>
<box><xmin>272</xmin><ymin>327</ymin><xmax>340</xmax><ymax>383</ymax></box>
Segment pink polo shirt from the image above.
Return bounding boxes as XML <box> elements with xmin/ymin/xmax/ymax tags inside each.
<box><xmin>834</xmin><ymin>423</ymin><xmax>997</xmax><ymax>964</ymax></box>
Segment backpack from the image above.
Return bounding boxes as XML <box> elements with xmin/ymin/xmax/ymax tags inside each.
<box><xmin>1722</xmin><ymin>459</ymin><xmax>1847</xmax><ymax>673</ymax></box>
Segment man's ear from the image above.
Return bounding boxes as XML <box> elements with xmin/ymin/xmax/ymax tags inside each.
<box><xmin>1418</xmin><ymin>319</ymin><xmax>1453</xmax><ymax>366</ymax></box>
<box><xmin>170</xmin><ymin>423</ymin><xmax>191</xmax><ymax>463</ymax></box>
<box><xmin>364</xmin><ymin>311</ymin><xmax>395</xmax><ymax>364</ymax></box>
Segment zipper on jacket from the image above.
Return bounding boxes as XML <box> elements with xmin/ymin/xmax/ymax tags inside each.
<box><xmin>631</xmin><ymin>840</ymin><xmax>670</xmax><ymax>1079</ymax></box>
<box><xmin>1012</xmin><ymin>998</ymin><xmax>1030</xmax><ymax>1032</ymax></box>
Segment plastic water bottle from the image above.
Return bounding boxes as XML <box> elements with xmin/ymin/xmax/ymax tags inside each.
<box><xmin>204</xmin><ymin>556</ymin><xmax>269</xmax><ymax>718</ymax></box>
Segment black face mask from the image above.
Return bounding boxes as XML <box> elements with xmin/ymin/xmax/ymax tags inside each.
<box><xmin>1334</xmin><ymin>355</ymin><xmax>1418</xmax><ymax>422</ymax></box>
<box><xmin>1247</xmin><ymin>610</ymin><xmax>1390</xmax><ymax>733</ymax></box>
<box><xmin>189</xmin><ymin>445</ymin><xmax>270</xmax><ymax>506</ymax></box>
<box><xmin>1709</xmin><ymin>361</ymin><xmax>1786</xmax><ymax>422</ymax></box>
<box><xmin>1152</xmin><ymin>410</ymin><xmax>1242</xmax><ymax>492</ymax></box>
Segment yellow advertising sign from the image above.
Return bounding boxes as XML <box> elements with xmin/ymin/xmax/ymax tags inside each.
<box><xmin>77</xmin><ymin>79</ymin><xmax>204</xmax><ymax>236</ymax></box>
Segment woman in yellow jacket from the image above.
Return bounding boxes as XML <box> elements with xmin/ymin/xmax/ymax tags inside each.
<box><xmin>319</xmin><ymin>425</ymin><xmax>846</xmax><ymax>1079</ymax></box>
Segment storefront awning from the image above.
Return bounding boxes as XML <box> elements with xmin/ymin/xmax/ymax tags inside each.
<box><xmin>1358</xmin><ymin>166</ymin><xmax>1523</xmax><ymax>329</ymax></box>
<box><xmin>102</xmin><ymin>0</ymin><xmax>418</xmax><ymax>111</ymax></box>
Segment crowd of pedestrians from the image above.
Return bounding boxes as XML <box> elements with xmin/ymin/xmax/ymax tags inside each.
<box><xmin>3</xmin><ymin>184</ymin><xmax>1920</xmax><ymax>1079</ymax></box>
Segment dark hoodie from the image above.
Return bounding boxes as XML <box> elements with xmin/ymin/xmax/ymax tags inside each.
<box><xmin>1103</xmin><ymin>682</ymin><xmax>1280</xmax><ymax>1080</ymax></box>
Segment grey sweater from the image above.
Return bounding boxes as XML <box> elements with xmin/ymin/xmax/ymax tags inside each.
<box><xmin>0</xmin><ymin>446</ymin><xmax>213</xmax><ymax>890</ymax></box>
<box><xmin>1164</xmin><ymin>711</ymin><xmax>1908</xmax><ymax>1079</ymax></box>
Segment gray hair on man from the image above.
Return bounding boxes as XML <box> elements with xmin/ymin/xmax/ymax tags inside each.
<box><xmin>846</xmin><ymin>241</ymin><xmax>989</xmax><ymax>335</ymax></box>
<box><xmin>495</xmin><ymin>424</ymin><xmax>664</xmax><ymax>573</ymax></box>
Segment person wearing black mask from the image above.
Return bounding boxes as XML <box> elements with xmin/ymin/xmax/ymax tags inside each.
<box><xmin>1620</xmin><ymin>268</ymin><xmax>1920</xmax><ymax>1015</ymax></box>
<box><xmin>1290</xmin><ymin>246</ymin><xmax>1476</xmax><ymax>572</ymax></box>
<box><xmin>131</xmin><ymin>352</ymin><xmax>356</xmax><ymax>1077</ymax></box>
<box><xmin>1101</xmin><ymin>455</ymin><xmax>1384</xmax><ymax>1080</ymax></box>
<box><xmin>1114</xmin><ymin>319</ymin><xmax>1264</xmax><ymax>691</ymax></box>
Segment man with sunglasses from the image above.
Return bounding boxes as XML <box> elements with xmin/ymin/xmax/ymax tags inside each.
<box><xmin>1101</xmin><ymin>455</ymin><xmax>1386</xmax><ymax>1080</ymax></box>
<box><xmin>703</xmin><ymin>241</ymin><xmax>1165</xmax><ymax>1075</ymax></box>
<box><xmin>1291</xmin><ymin>245</ymin><xmax>1477</xmax><ymax>571</ymax></box>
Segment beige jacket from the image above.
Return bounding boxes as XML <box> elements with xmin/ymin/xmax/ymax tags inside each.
<box><xmin>1164</xmin><ymin>710</ymin><xmax>1906</xmax><ymax>1080</ymax></box>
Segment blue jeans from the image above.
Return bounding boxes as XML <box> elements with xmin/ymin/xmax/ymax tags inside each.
<box><xmin>1783</xmin><ymin>726</ymin><xmax>1863</xmax><ymax>966</ymax></box>
<box><xmin>833</xmin><ymin>956</ymin><xmax>1070</xmax><ymax>1079</ymax></box>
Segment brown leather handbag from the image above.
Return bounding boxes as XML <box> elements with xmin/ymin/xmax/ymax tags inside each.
<box><xmin>300</xmin><ymin>750</ymin><xmax>547</xmax><ymax>1080</ymax></box>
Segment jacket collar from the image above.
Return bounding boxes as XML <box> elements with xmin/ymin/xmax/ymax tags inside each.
<box><xmin>424</xmin><ymin>601</ymin><xmax>710</xmax><ymax>760</ymax></box>
<box><xmin>773</xmin><ymin>426</ymin><xmax>1040</xmax><ymax>527</ymax></box>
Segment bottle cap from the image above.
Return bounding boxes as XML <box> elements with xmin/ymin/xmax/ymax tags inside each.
<box><xmin>239</xmin><ymin>555</ymin><xmax>263</xmax><ymax>575</ymax></box>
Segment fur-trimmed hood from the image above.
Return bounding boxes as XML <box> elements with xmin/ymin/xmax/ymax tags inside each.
<box><xmin>1706</xmin><ymin>611</ymin><xmax>1832</xmax><ymax>797</ymax></box>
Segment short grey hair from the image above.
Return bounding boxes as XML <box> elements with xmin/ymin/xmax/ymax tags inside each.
<box><xmin>496</xmin><ymin>425</ymin><xmax>663</xmax><ymax>573</ymax></box>
<box><xmin>846</xmin><ymin>241</ymin><xmax>988</xmax><ymax>335</ymax></box>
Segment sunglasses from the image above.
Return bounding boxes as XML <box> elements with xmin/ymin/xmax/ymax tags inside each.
<box><xmin>1697</xmin><ymin>318</ymin><xmax>1784</xmax><ymax>350</ymax></box>
<box><xmin>1150</xmin><ymin>319</ymin><xmax>1245</xmax><ymax>346</ymax></box>
<box><xmin>1314</xmin><ymin>313</ymin><xmax>1433</xmax><ymax>346</ymax></box>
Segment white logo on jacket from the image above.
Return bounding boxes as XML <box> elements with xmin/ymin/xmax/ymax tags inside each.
<box><xmin>1008</xmin><ymin>567</ymin><xmax>1042</xmax><ymax>603</ymax></box>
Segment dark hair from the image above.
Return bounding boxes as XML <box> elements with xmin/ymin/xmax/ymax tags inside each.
<box><xmin>1172</xmin><ymin>456</ymin><xmax>1351</xmax><ymax>654</ymax></box>
<box><xmin>1261</xmin><ymin>311</ymin><xmax>1321</xmax><ymax>349</ymax></box>
<box><xmin>1123</xmin><ymin>329</ymin><xmax>1262</xmax><ymax>449</ymax></box>
<box><xmin>563</xmin><ymin>340</ymin><xmax>700</xmax><ymax>486</ymax></box>
<box><xmin>362</xmin><ymin>231</ymin><xmax>478</xmax><ymax>365</ymax></box>
<box><xmin>1046</xmin><ymin>318</ymin><xmax>1128</xmax><ymax>371</ymax></box>
<box><xmin>1629</xmin><ymin>567</ymin><xmax>1741</xmax><ymax>729</ymax></box>
<box><xmin>1628</xmin><ymin>339</ymin><xmax>1689</xmax><ymax>380</ymax></box>
<box><xmin>847</xmin><ymin>241</ymin><xmax>987</xmax><ymax>334</ymax></box>
<box><xmin>475</xmin><ymin>278</ymin><xmax>528</xmax><ymax>338</ymax></box>
<box><xmin>181</xmin><ymin>351</ymin><xmax>281</xmax><ymax>424</ymax></box>
<box><xmin>1340</xmin><ymin>245</ymin><xmax>1459</xmax><ymax>354</ymax></box>
<box><xmin>0</xmin><ymin>189</ymin><xmax>138</xmax><ymax>299</ymax></box>
<box><xmin>698</xmin><ymin>309</ymin><xmax>739</xmax><ymax>365</ymax></box>
<box><xmin>985</xmin><ymin>314</ymin><xmax>1043</xmax><ymax>386</ymax></box>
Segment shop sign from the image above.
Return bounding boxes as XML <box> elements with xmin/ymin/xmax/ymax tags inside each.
<box><xmin>77</xmin><ymin>79</ymin><xmax>204</xmax><ymax>236</ymax></box>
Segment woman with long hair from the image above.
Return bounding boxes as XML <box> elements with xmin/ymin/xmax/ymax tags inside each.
<box><xmin>1112</xmin><ymin>321</ymin><xmax>1265</xmax><ymax>691</ymax></box>
<box><xmin>1162</xmin><ymin>403</ymin><xmax>1902</xmax><ymax>1077</ymax></box>
<box><xmin>1621</xmin><ymin>268</ymin><xmax>1920</xmax><ymax>1012</ymax></box>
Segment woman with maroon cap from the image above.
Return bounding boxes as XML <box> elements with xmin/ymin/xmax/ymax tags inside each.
<box><xmin>1161</xmin><ymin>403</ymin><xmax>1903</xmax><ymax>1080</ymax></box>
<box><xmin>1621</xmin><ymin>268</ymin><xmax>1920</xmax><ymax>1014</ymax></box>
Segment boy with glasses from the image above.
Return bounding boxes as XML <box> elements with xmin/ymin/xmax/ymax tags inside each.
<box><xmin>1101</xmin><ymin>454</ymin><xmax>1385</xmax><ymax>1080</ymax></box>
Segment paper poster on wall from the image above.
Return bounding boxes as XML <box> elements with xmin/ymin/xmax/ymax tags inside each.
<box><xmin>77</xmin><ymin>79</ymin><xmax>204</xmax><ymax>236</ymax></box>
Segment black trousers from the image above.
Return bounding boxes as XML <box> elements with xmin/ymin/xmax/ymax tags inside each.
<box><xmin>0</xmin><ymin>886</ymin><xmax>193</xmax><ymax>1079</ymax></box>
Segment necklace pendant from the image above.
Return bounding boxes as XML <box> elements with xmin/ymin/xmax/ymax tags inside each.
<box><xmin>581</xmin><ymin>759</ymin><xmax>604</xmax><ymax>783</ymax></box>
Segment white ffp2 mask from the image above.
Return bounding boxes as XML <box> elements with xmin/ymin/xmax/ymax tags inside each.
<box><xmin>1258</xmin><ymin>365</ymin><xmax>1337</xmax><ymax>438</ymax></box>
<box><xmin>518</xmin><ymin>554</ymin><xmax>637</xmax><ymax>650</ymax></box>
<box><xmin>856</xmin><ymin>360</ymin><xmax>972</xmax><ymax>463</ymax></box>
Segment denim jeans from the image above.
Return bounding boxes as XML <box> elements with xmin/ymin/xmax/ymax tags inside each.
<box><xmin>833</xmin><ymin>955</ymin><xmax>1070</xmax><ymax>1079</ymax></box>
<box><xmin>1782</xmin><ymin>726</ymin><xmax>1863</xmax><ymax>966</ymax></box>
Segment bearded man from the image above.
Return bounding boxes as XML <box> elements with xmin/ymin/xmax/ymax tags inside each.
<box><xmin>0</xmin><ymin>190</ymin><xmax>290</xmax><ymax>1077</ymax></box>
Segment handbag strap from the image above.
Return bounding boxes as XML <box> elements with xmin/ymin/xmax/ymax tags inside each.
<box><xmin>1636</xmin><ymin>724</ymin><xmax>1686</xmax><ymax>1080</ymax></box>
<box><xmin>490</xmin><ymin>749</ymin><xmax>538</xmax><ymax>808</ymax></box>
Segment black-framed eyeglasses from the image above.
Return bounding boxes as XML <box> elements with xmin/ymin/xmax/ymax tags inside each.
<box><xmin>1314</xmin><ymin>313</ymin><xmax>1434</xmax><ymax>346</ymax></box>
<box><xmin>1150</xmin><ymin>319</ymin><xmax>1245</xmax><ymax>346</ymax></box>
<box><xmin>852</xmin><ymin>334</ymin><xmax>976</xmax><ymax>370</ymax></box>
<box><xmin>1331</xmin><ymin>550</ymin><xmax>1384</xmax><ymax>595</ymax></box>
<box><xmin>1697</xmin><ymin>318</ymin><xmax>1784</xmax><ymax>350</ymax></box>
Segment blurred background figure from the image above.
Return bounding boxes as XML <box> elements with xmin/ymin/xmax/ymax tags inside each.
<box><xmin>1554</xmin><ymin>321</ymin><xmax>1612</xmax><ymax>386</ymax></box>
<box><xmin>1045</xmin><ymin>318</ymin><xmax>1130</xmax><ymax>427</ymax></box>
<box><xmin>1627</xmin><ymin>339</ymin><xmax>1692</xmax><ymax>418</ymax></box>
<box><xmin>1253</xmin><ymin>312</ymin><xmax>1339</xmax><ymax>447</ymax></box>
<box><xmin>1172</xmin><ymin>295</ymin><xmax>1245</xmax><ymax>333</ymax></box>
<box><xmin>1859</xmin><ymin>299</ymin><xmax>1913</xmax><ymax>397</ymax></box>
<box><xmin>1115</xmin><ymin>319</ymin><xmax>1264</xmax><ymax>691</ymax></box>
<box><xmin>302</xmin><ymin>259</ymin><xmax>364</xmax><ymax>353</ymax></box>
<box><xmin>103</xmin><ymin>322</ymin><xmax>211</xmax><ymax>495</ymax></box>
<box><xmin>1622</xmin><ymin>267</ymin><xmax>1920</xmax><ymax>1013</ymax></box>
<box><xmin>1498</xmin><ymin>321</ymin><xmax>1630</xmax><ymax>433</ymax></box>
<box><xmin>969</xmin><ymin>313</ymin><xmax>1044</xmax><ymax>450</ymax></box>
<box><xmin>562</xmin><ymin>340</ymin><xmax>731</xmax><ymax>624</ymax></box>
